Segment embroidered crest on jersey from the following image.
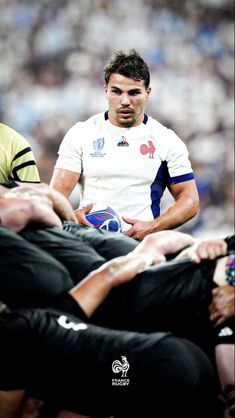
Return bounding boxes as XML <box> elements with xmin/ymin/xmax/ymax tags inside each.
<box><xmin>94</xmin><ymin>137</ymin><xmax>105</xmax><ymax>151</ymax></box>
<box><xmin>117</xmin><ymin>136</ymin><xmax>129</xmax><ymax>147</ymax></box>
<box><xmin>140</xmin><ymin>140</ymin><xmax>155</xmax><ymax>159</ymax></box>
<box><xmin>90</xmin><ymin>137</ymin><xmax>106</xmax><ymax>157</ymax></box>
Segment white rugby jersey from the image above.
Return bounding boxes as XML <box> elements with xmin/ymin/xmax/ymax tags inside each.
<box><xmin>55</xmin><ymin>112</ymin><xmax>194</xmax><ymax>231</ymax></box>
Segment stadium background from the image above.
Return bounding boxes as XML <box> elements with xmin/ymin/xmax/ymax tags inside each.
<box><xmin>0</xmin><ymin>0</ymin><xmax>234</xmax><ymax>238</ymax></box>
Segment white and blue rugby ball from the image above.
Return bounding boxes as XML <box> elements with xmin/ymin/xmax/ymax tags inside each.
<box><xmin>85</xmin><ymin>203</ymin><xmax>122</xmax><ymax>232</ymax></box>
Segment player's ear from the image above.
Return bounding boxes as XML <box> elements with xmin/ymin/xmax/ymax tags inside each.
<box><xmin>104</xmin><ymin>84</ymin><xmax>108</xmax><ymax>94</ymax></box>
<box><xmin>146</xmin><ymin>87</ymin><xmax>151</xmax><ymax>99</ymax></box>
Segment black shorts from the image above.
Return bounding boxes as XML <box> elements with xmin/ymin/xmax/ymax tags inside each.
<box><xmin>0</xmin><ymin>307</ymin><xmax>220</xmax><ymax>418</ymax></box>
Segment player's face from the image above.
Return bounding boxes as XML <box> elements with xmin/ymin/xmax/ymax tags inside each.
<box><xmin>105</xmin><ymin>73</ymin><xmax>151</xmax><ymax>127</ymax></box>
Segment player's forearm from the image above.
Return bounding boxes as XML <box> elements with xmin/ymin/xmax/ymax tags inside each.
<box><xmin>69</xmin><ymin>254</ymin><xmax>154</xmax><ymax>317</ymax></box>
<box><xmin>152</xmin><ymin>195</ymin><xmax>199</xmax><ymax>232</ymax></box>
<box><xmin>69</xmin><ymin>267</ymin><xmax>113</xmax><ymax>317</ymax></box>
<box><xmin>39</xmin><ymin>184</ymin><xmax>77</xmax><ymax>222</ymax></box>
<box><xmin>132</xmin><ymin>230</ymin><xmax>196</xmax><ymax>259</ymax></box>
<box><xmin>50</xmin><ymin>176</ymin><xmax>71</xmax><ymax>198</ymax></box>
<box><xmin>50</xmin><ymin>169</ymin><xmax>79</xmax><ymax>199</ymax></box>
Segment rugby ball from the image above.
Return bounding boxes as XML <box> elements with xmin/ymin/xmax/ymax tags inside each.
<box><xmin>85</xmin><ymin>204</ymin><xmax>122</xmax><ymax>232</ymax></box>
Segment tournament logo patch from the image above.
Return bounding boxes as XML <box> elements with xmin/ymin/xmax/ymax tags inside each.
<box><xmin>94</xmin><ymin>137</ymin><xmax>105</xmax><ymax>151</ymax></box>
<box><xmin>140</xmin><ymin>140</ymin><xmax>155</xmax><ymax>159</ymax></box>
<box><xmin>90</xmin><ymin>137</ymin><xmax>106</xmax><ymax>157</ymax></box>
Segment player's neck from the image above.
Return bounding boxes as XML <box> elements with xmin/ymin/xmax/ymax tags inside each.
<box><xmin>108</xmin><ymin>113</ymin><xmax>144</xmax><ymax>128</ymax></box>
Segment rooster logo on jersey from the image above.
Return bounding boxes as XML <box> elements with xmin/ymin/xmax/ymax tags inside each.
<box><xmin>112</xmin><ymin>356</ymin><xmax>130</xmax><ymax>377</ymax></box>
<box><xmin>140</xmin><ymin>140</ymin><xmax>155</xmax><ymax>158</ymax></box>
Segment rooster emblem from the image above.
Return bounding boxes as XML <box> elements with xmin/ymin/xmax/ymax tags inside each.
<box><xmin>140</xmin><ymin>140</ymin><xmax>155</xmax><ymax>158</ymax></box>
<box><xmin>112</xmin><ymin>356</ymin><xmax>130</xmax><ymax>377</ymax></box>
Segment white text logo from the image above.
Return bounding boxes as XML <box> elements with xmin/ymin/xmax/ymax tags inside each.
<box><xmin>57</xmin><ymin>315</ymin><xmax>88</xmax><ymax>331</ymax></box>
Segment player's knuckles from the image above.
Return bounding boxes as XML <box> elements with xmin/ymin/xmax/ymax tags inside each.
<box><xmin>134</xmin><ymin>232</ymin><xmax>143</xmax><ymax>240</ymax></box>
<box><xmin>196</xmin><ymin>248</ymin><xmax>205</xmax><ymax>259</ymax></box>
<box><xmin>154</xmin><ymin>255</ymin><xmax>166</xmax><ymax>264</ymax></box>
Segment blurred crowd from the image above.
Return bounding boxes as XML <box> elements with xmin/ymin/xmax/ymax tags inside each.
<box><xmin>0</xmin><ymin>0</ymin><xmax>234</xmax><ymax>237</ymax></box>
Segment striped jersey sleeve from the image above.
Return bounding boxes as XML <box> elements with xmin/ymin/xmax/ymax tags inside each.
<box><xmin>0</xmin><ymin>124</ymin><xmax>40</xmax><ymax>183</ymax></box>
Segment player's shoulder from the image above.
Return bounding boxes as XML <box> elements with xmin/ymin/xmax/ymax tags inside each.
<box><xmin>0</xmin><ymin>123</ymin><xmax>15</xmax><ymax>138</ymax></box>
<box><xmin>84</xmin><ymin>112</ymin><xmax>107</xmax><ymax>129</ymax></box>
<box><xmin>148</xmin><ymin>116</ymin><xmax>175</xmax><ymax>136</ymax></box>
<box><xmin>68</xmin><ymin>112</ymin><xmax>105</xmax><ymax>133</ymax></box>
<box><xmin>0</xmin><ymin>123</ymin><xmax>32</xmax><ymax>159</ymax></box>
<box><xmin>148</xmin><ymin>116</ymin><xmax>185</xmax><ymax>145</ymax></box>
<box><xmin>0</xmin><ymin>123</ymin><xmax>29</xmax><ymax>147</ymax></box>
<box><xmin>79</xmin><ymin>112</ymin><xmax>105</xmax><ymax>127</ymax></box>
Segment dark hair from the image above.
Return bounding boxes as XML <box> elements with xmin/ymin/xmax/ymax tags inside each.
<box><xmin>104</xmin><ymin>49</ymin><xmax>150</xmax><ymax>88</ymax></box>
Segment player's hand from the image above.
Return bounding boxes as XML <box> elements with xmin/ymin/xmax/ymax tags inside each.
<box><xmin>74</xmin><ymin>203</ymin><xmax>93</xmax><ymax>227</ymax></box>
<box><xmin>70</xmin><ymin>252</ymin><xmax>156</xmax><ymax>317</ymax></box>
<box><xmin>122</xmin><ymin>217</ymin><xmax>154</xmax><ymax>241</ymax></box>
<box><xmin>131</xmin><ymin>238</ymin><xmax>166</xmax><ymax>265</ymax></box>
<box><xmin>7</xmin><ymin>183</ymin><xmax>77</xmax><ymax>223</ymax></box>
<box><xmin>26</xmin><ymin>183</ymin><xmax>77</xmax><ymax>223</ymax></box>
<box><xmin>176</xmin><ymin>239</ymin><xmax>227</xmax><ymax>263</ymax></box>
<box><xmin>209</xmin><ymin>285</ymin><xmax>235</xmax><ymax>326</ymax></box>
<box><xmin>138</xmin><ymin>230</ymin><xmax>195</xmax><ymax>257</ymax></box>
<box><xmin>3</xmin><ymin>185</ymin><xmax>51</xmax><ymax>206</ymax></box>
<box><xmin>90</xmin><ymin>252</ymin><xmax>155</xmax><ymax>289</ymax></box>
<box><xmin>0</xmin><ymin>196</ymin><xmax>62</xmax><ymax>232</ymax></box>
